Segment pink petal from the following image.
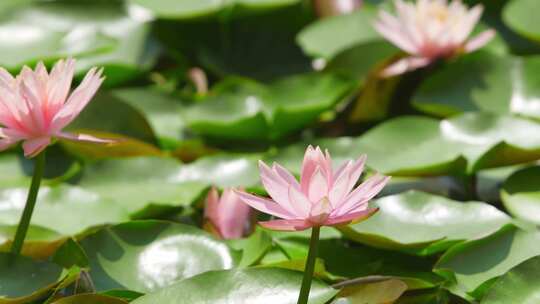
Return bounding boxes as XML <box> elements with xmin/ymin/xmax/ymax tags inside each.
<box><xmin>51</xmin><ymin>67</ymin><xmax>104</xmax><ymax>132</ymax></box>
<box><xmin>259</xmin><ymin>219</ymin><xmax>312</xmax><ymax>231</ymax></box>
<box><xmin>323</xmin><ymin>149</ymin><xmax>333</xmax><ymax>178</ymax></box>
<box><xmin>234</xmin><ymin>190</ymin><xmax>295</xmax><ymax>219</ymax></box>
<box><xmin>34</xmin><ymin>61</ymin><xmax>48</xmax><ymax>80</ymax></box>
<box><xmin>204</xmin><ymin>187</ymin><xmax>220</xmax><ymax>223</ymax></box>
<box><xmin>300</xmin><ymin>145</ymin><xmax>318</xmax><ymax>192</ymax></box>
<box><xmin>56</xmin><ymin>132</ymin><xmax>114</xmax><ymax>144</ymax></box>
<box><xmin>219</xmin><ymin>189</ymin><xmax>253</xmax><ymax>239</ymax></box>
<box><xmin>300</xmin><ymin>146</ymin><xmax>332</xmax><ymax>191</ymax></box>
<box><xmin>464</xmin><ymin>29</ymin><xmax>496</xmax><ymax>53</ymax></box>
<box><xmin>22</xmin><ymin>137</ymin><xmax>50</xmax><ymax>158</ymax></box>
<box><xmin>0</xmin><ymin>128</ymin><xmax>19</xmax><ymax>152</ymax></box>
<box><xmin>207</xmin><ymin>188</ymin><xmax>253</xmax><ymax>239</ymax></box>
<box><xmin>333</xmin><ymin>160</ymin><xmax>352</xmax><ymax>182</ymax></box>
<box><xmin>380</xmin><ymin>56</ymin><xmax>432</xmax><ymax>77</ymax></box>
<box><xmin>335</xmin><ymin>174</ymin><xmax>390</xmax><ymax>217</ymax></box>
<box><xmin>0</xmin><ymin>86</ymin><xmax>27</xmax><ymax>130</ymax></box>
<box><xmin>346</xmin><ymin>155</ymin><xmax>367</xmax><ymax>194</ymax></box>
<box><xmin>259</xmin><ymin>161</ymin><xmax>298</xmax><ymax>215</ymax></box>
<box><xmin>308</xmin><ymin>197</ymin><xmax>332</xmax><ymax>224</ymax></box>
<box><xmin>307</xmin><ymin>167</ymin><xmax>329</xmax><ymax>203</ymax></box>
<box><xmin>288</xmin><ymin>185</ymin><xmax>312</xmax><ymax>218</ymax></box>
<box><xmin>19</xmin><ymin>75</ymin><xmax>47</xmax><ymax>131</ymax></box>
<box><xmin>0</xmin><ymin>138</ymin><xmax>16</xmax><ymax>152</ymax></box>
<box><xmin>452</xmin><ymin>4</ymin><xmax>484</xmax><ymax>44</ymax></box>
<box><xmin>328</xmin><ymin>167</ymin><xmax>350</xmax><ymax>208</ymax></box>
<box><xmin>0</xmin><ymin>127</ymin><xmax>26</xmax><ymax>140</ymax></box>
<box><xmin>374</xmin><ymin>12</ymin><xmax>417</xmax><ymax>54</ymax></box>
<box><xmin>324</xmin><ymin>208</ymin><xmax>378</xmax><ymax>226</ymax></box>
<box><xmin>0</xmin><ymin>67</ymin><xmax>14</xmax><ymax>84</ymax></box>
<box><xmin>272</xmin><ymin>163</ymin><xmax>300</xmax><ymax>188</ymax></box>
<box><xmin>48</xmin><ymin>58</ymin><xmax>75</xmax><ymax>116</ymax></box>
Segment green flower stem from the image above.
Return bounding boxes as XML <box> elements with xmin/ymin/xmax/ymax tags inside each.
<box><xmin>11</xmin><ymin>151</ymin><xmax>46</xmax><ymax>256</ymax></box>
<box><xmin>297</xmin><ymin>226</ymin><xmax>321</xmax><ymax>304</ymax></box>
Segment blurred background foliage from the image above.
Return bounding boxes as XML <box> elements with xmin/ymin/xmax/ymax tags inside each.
<box><xmin>1</xmin><ymin>0</ymin><xmax>540</xmax><ymax>303</ymax></box>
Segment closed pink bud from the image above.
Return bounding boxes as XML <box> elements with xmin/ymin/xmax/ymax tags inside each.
<box><xmin>204</xmin><ymin>187</ymin><xmax>254</xmax><ymax>239</ymax></box>
<box><xmin>235</xmin><ymin>146</ymin><xmax>389</xmax><ymax>231</ymax></box>
<box><xmin>0</xmin><ymin>58</ymin><xmax>112</xmax><ymax>158</ymax></box>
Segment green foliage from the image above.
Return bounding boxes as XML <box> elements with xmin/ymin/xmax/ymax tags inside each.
<box><xmin>79</xmin><ymin>220</ymin><xmax>239</xmax><ymax>293</ymax></box>
<box><xmin>501</xmin><ymin>166</ymin><xmax>540</xmax><ymax>225</ymax></box>
<box><xmin>340</xmin><ymin>191</ymin><xmax>511</xmax><ymax>255</ymax></box>
<box><xmin>481</xmin><ymin>255</ymin><xmax>540</xmax><ymax>304</ymax></box>
<box><xmin>131</xmin><ymin>268</ymin><xmax>337</xmax><ymax>304</ymax></box>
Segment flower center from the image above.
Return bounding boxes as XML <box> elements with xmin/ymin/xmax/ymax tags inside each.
<box><xmin>429</xmin><ymin>4</ymin><xmax>449</xmax><ymax>22</ymax></box>
<box><xmin>308</xmin><ymin>197</ymin><xmax>332</xmax><ymax>225</ymax></box>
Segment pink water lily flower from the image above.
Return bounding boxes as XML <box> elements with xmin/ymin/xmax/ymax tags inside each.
<box><xmin>205</xmin><ymin>187</ymin><xmax>254</xmax><ymax>239</ymax></box>
<box><xmin>374</xmin><ymin>0</ymin><xmax>496</xmax><ymax>77</ymax></box>
<box><xmin>0</xmin><ymin>58</ymin><xmax>111</xmax><ymax>157</ymax></box>
<box><xmin>235</xmin><ymin>146</ymin><xmax>390</xmax><ymax>231</ymax></box>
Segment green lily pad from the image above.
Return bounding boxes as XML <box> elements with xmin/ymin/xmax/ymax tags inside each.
<box><xmin>258</xmin><ymin>257</ymin><xmax>339</xmax><ymax>281</ymax></box>
<box><xmin>0</xmin><ymin>225</ymin><xmax>65</xmax><ymax>260</ymax></box>
<box><xmin>111</xmin><ymin>88</ymin><xmax>187</xmax><ymax>147</ymax></box>
<box><xmin>0</xmin><ymin>184</ymin><xmax>129</xmax><ymax>236</ymax></box>
<box><xmin>77</xmin><ymin>157</ymin><xmax>207</xmax><ymax>218</ymax></box>
<box><xmin>131</xmin><ymin>268</ymin><xmax>337</xmax><ymax>304</ymax></box>
<box><xmin>269</xmin><ymin>230</ymin><xmax>441</xmax><ymax>288</ymax></box>
<box><xmin>60</xmin><ymin>131</ymin><xmax>163</xmax><ymax>160</ymax></box>
<box><xmin>481</xmin><ymin>255</ymin><xmax>540</xmax><ymax>304</ymax></box>
<box><xmin>501</xmin><ymin>166</ymin><xmax>540</xmax><ymax>225</ymax></box>
<box><xmin>0</xmin><ymin>3</ymin><xmax>111</xmax><ymax>70</ymax></box>
<box><xmin>129</xmin><ymin>0</ymin><xmax>300</xmax><ymax>20</ymax></box>
<box><xmin>350</xmin><ymin>116</ymin><xmax>465</xmax><ymax>176</ymax></box>
<box><xmin>0</xmin><ymin>253</ymin><xmax>64</xmax><ymax>303</ymax></box>
<box><xmin>227</xmin><ymin>228</ymin><xmax>272</xmax><ymax>267</ymax></box>
<box><xmin>0</xmin><ymin>0</ymin><xmax>35</xmax><ymax>12</ymax></box>
<box><xmin>173</xmin><ymin>154</ymin><xmax>261</xmax><ymax>188</ymax></box>
<box><xmin>68</xmin><ymin>91</ymin><xmax>158</xmax><ymax>145</ymax></box>
<box><xmin>325</xmin><ymin>41</ymin><xmax>398</xmax><ymax>83</ymax></box>
<box><xmin>80</xmin><ymin>220</ymin><xmax>238</xmax><ymax>293</ymax></box>
<box><xmin>267</xmin><ymin>118</ymin><xmax>464</xmax><ymax>176</ymax></box>
<box><xmin>332</xmin><ymin>278</ymin><xmax>408</xmax><ymax>304</ymax></box>
<box><xmin>414</xmin><ymin>52</ymin><xmax>540</xmax><ymax>119</ymax></box>
<box><xmin>340</xmin><ymin>191</ymin><xmax>511</xmax><ymax>255</ymax></box>
<box><xmin>0</xmin><ymin>155</ymin><xmax>28</xmax><ymax>188</ymax></box>
<box><xmin>269</xmin><ymin>112</ymin><xmax>540</xmax><ymax>175</ymax></box>
<box><xmin>477</xmin><ymin>165</ymin><xmax>527</xmax><ymax>203</ymax></box>
<box><xmin>63</xmin><ymin>92</ymin><xmax>164</xmax><ymax>158</ymax></box>
<box><xmin>0</xmin><ymin>0</ymin><xmax>156</xmax><ymax>85</ymax></box>
<box><xmin>381</xmin><ymin>176</ymin><xmax>465</xmax><ymax>200</ymax></box>
<box><xmin>435</xmin><ymin>225</ymin><xmax>540</xmax><ymax>299</ymax></box>
<box><xmin>360</xmin><ymin>113</ymin><xmax>540</xmax><ymax>174</ymax></box>
<box><xmin>52</xmin><ymin>294</ymin><xmax>128</xmax><ymax>304</ymax></box>
<box><xmin>297</xmin><ymin>6</ymin><xmax>384</xmax><ymax>60</ymax></box>
<box><xmin>52</xmin><ymin>238</ymin><xmax>89</xmax><ymax>269</ymax></box>
<box><xmin>503</xmin><ymin>0</ymin><xmax>540</xmax><ymax>42</ymax></box>
<box><xmin>100</xmin><ymin>290</ymin><xmax>143</xmax><ymax>302</ymax></box>
<box><xmin>155</xmin><ymin>4</ymin><xmax>312</xmax><ymax>81</ymax></box>
<box><xmin>184</xmin><ymin>73</ymin><xmax>353</xmax><ymax>141</ymax></box>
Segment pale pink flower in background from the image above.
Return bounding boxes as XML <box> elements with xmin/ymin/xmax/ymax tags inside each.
<box><xmin>235</xmin><ymin>146</ymin><xmax>389</xmax><ymax>231</ymax></box>
<box><xmin>374</xmin><ymin>0</ymin><xmax>495</xmax><ymax>77</ymax></box>
<box><xmin>0</xmin><ymin>59</ymin><xmax>111</xmax><ymax>157</ymax></box>
<box><xmin>204</xmin><ymin>187</ymin><xmax>254</xmax><ymax>239</ymax></box>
